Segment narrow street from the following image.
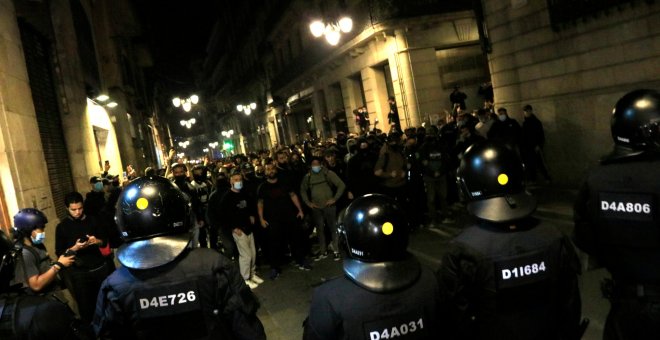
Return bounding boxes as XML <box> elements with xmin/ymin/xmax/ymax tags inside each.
<box><xmin>255</xmin><ymin>187</ymin><xmax>609</xmax><ymax>339</ymax></box>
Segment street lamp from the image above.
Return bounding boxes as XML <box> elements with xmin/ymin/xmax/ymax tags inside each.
<box><xmin>203</xmin><ymin>148</ymin><xmax>209</xmax><ymax>153</ymax></box>
<box><xmin>172</xmin><ymin>94</ymin><xmax>200</xmax><ymax>112</ymax></box>
<box><xmin>180</xmin><ymin>118</ymin><xmax>196</xmax><ymax>129</ymax></box>
<box><xmin>237</xmin><ymin>102</ymin><xmax>257</xmax><ymax>116</ymax></box>
<box><xmin>309</xmin><ymin>17</ymin><xmax>353</xmax><ymax>46</ymax></box>
<box><xmin>221</xmin><ymin>130</ymin><xmax>235</xmax><ymax>138</ymax></box>
<box><xmin>177</xmin><ymin>141</ymin><xmax>190</xmax><ymax>148</ymax></box>
<box><xmin>209</xmin><ymin>142</ymin><xmax>219</xmax><ymax>148</ymax></box>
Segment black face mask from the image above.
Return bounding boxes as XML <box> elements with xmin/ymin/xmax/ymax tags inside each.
<box><xmin>174</xmin><ymin>175</ymin><xmax>187</xmax><ymax>182</ymax></box>
<box><xmin>193</xmin><ymin>175</ymin><xmax>205</xmax><ymax>182</ymax></box>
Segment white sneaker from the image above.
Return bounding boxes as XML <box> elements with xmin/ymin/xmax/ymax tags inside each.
<box><xmin>250</xmin><ymin>274</ymin><xmax>264</xmax><ymax>284</ymax></box>
<box><xmin>245</xmin><ymin>280</ymin><xmax>259</xmax><ymax>289</ymax></box>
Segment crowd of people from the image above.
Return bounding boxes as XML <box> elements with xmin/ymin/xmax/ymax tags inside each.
<box><xmin>1</xmin><ymin>89</ymin><xmax>657</xmax><ymax>339</ymax></box>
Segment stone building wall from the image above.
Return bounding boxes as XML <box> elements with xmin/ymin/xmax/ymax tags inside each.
<box><xmin>0</xmin><ymin>0</ymin><xmax>59</xmax><ymax>240</ymax></box>
<box><xmin>483</xmin><ymin>0</ymin><xmax>660</xmax><ymax>185</ymax></box>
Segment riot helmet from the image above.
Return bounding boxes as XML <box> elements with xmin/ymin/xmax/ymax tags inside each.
<box><xmin>457</xmin><ymin>140</ymin><xmax>536</xmax><ymax>223</ymax></box>
<box><xmin>13</xmin><ymin>208</ymin><xmax>48</xmax><ymax>239</ymax></box>
<box><xmin>115</xmin><ymin>176</ymin><xmax>192</xmax><ymax>269</ymax></box>
<box><xmin>339</xmin><ymin>194</ymin><xmax>420</xmax><ymax>292</ymax></box>
<box><xmin>610</xmin><ymin>89</ymin><xmax>660</xmax><ymax>154</ymax></box>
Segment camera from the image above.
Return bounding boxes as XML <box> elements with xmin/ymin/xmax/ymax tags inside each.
<box><xmin>78</xmin><ymin>236</ymin><xmax>89</xmax><ymax>243</ymax></box>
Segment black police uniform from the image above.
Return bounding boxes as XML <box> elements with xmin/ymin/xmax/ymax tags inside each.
<box><xmin>437</xmin><ymin>140</ymin><xmax>582</xmax><ymax>339</ymax></box>
<box><xmin>92</xmin><ymin>248</ymin><xmax>264</xmax><ymax>340</ymax></box>
<box><xmin>437</xmin><ymin>218</ymin><xmax>582</xmax><ymax>339</ymax></box>
<box><xmin>305</xmin><ymin>264</ymin><xmax>441</xmax><ymax>340</ymax></box>
<box><xmin>304</xmin><ymin>194</ymin><xmax>442</xmax><ymax>340</ymax></box>
<box><xmin>0</xmin><ymin>293</ymin><xmax>81</xmax><ymax>340</ymax></box>
<box><xmin>574</xmin><ymin>153</ymin><xmax>660</xmax><ymax>339</ymax></box>
<box><xmin>93</xmin><ymin>176</ymin><xmax>266</xmax><ymax>340</ymax></box>
<box><xmin>574</xmin><ymin>89</ymin><xmax>660</xmax><ymax>340</ymax></box>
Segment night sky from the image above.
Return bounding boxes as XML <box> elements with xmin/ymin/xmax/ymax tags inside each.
<box><xmin>133</xmin><ymin>0</ymin><xmax>221</xmax><ymax>93</ymax></box>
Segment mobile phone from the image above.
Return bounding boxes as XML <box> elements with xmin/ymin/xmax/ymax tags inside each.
<box><xmin>64</xmin><ymin>249</ymin><xmax>76</xmax><ymax>257</ymax></box>
<box><xmin>123</xmin><ymin>171</ymin><xmax>127</xmax><ymax>179</ymax></box>
<box><xmin>78</xmin><ymin>236</ymin><xmax>89</xmax><ymax>243</ymax></box>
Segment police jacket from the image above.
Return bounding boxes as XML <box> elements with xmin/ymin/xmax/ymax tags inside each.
<box><xmin>92</xmin><ymin>248</ymin><xmax>265</xmax><ymax>340</ymax></box>
<box><xmin>304</xmin><ymin>263</ymin><xmax>441</xmax><ymax>340</ymax></box>
<box><xmin>574</xmin><ymin>152</ymin><xmax>660</xmax><ymax>285</ymax></box>
<box><xmin>0</xmin><ymin>293</ymin><xmax>80</xmax><ymax>340</ymax></box>
<box><xmin>436</xmin><ymin>217</ymin><xmax>582</xmax><ymax>340</ymax></box>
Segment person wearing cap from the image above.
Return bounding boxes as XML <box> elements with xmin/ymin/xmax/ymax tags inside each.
<box><xmin>304</xmin><ymin>194</ymin><xmax>442</xmax><ymax>339</ymax></box>
<box><xmin>0</xmin><ymin>232</ymin><xmax>87</xmax><ymax>340</ymax></box>
<box><xmin>11</xmin><ymin>208</ymin><xmax>75</xmax><ymax>294</ymax></box>
<box><xmin>84</xmin><ymin>176</ymin><xmax>107</xmax><ymax>218</ymax></box>
<box><xmin>436</xmin><ymin>140</ymin><xmax>583</xmax><ymax>339</ymax></box>
<box><xmin>92</xmin><ymin>176</ymin><xmax>266</xmax><ymax>339</ymax></box>
<box><xmin>573</xmin><ymin>89</ymin><xmax>660</xmax><ymax>340</ymax></box>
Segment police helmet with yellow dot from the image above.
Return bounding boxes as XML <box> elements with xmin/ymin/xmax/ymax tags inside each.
<box><xmin>114</xmin><ymin>176</ymin><xmax>192</xmax><ymax>269</ymax></box>
<box><xmin>338</xmin><ymin>194</ymin><xmax>420</xmax><ymax>292</ymax></box>
<box><xmin>457</xmin><ymin>140</ymin><xmax>536</xmax><ymax>223</ymax></box>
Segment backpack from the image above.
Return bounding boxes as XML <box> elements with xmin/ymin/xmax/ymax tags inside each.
<box><xmin>305</xmin><ymin>170</ymin><xmax>337</xmax><ymax>200</ymax></box>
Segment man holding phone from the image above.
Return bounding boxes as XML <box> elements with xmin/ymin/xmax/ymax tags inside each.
<box><xmin>55</xmin><ymin>191</ymin><xmax>110</xmax><ymax>326</ymax></box>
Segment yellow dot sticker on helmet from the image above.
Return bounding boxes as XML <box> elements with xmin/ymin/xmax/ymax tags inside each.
<box><xmin>498</xmin><ymin>173</ymin><xmax>509</xmax><ymax>185</ymax></box>
<box><xmin>136</xmin><ymin>197</ymin><xmax>149</xmax><ymax>210</ymax></box>
<box><xmin>382</xmin><ymin>222</ymin><xmax>394</xmax><ymax>235</ymax></box>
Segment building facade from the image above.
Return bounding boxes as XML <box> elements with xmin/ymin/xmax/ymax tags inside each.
<box><xmin>203</xmin><ymin>0</ymin><xmax>659</xmax><ymax>186</ymax></box>
<box><xmin>483</xmin><ymin>0</ymin><xmax>660</xmax><ymax>184</ymax></box>
<box><xmin>0</xmin><ymin>0</ymin><xmax>163</xmax><ymax>250</ymax></box>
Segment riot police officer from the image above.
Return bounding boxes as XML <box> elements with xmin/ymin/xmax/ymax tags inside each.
<box><xmin>92</xmin><ymin>176</ymin><xmax>265</xmax><ymax>340</ymax></box>
<box><xmin>436</xmin><ymin>140</ymin><xmax>582</xmax><ymax>339</ymax></box>
<box><xmin>574</xmin><ymin>89</ymin><xmax>660</xmax><ymax>340</ymax></box>
<box><xmin>0</xmin><ymin>231</ymin><xmax>83</xmax><ymax>339</ymax></box>
<box><xmin>304</xmin><ymin>194</ymin><xmax>442</xmax><ymax>339</ymax></box>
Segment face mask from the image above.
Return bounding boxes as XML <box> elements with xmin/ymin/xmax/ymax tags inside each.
<box><xmin>174</xmin><ymin>175</ymin><xmax>187</xmax><ymax>182</ymax></box>
<box><xmin>233</xmin><ymin>181</ymin><xmax>243</xmax><ymax>190</ymax></box>
<box><xmin>93</xmin><ymin>182</ymin><xmax>104</xmax><ymax>192</ymax></box>
<box><xmin>193</xmin><ymin>174</ymin><xmax>205</xmax><ymax>182</ymax></box>
<box><xmin>311</xmin><ymin>166</ymin><xmax>322</xmax><ymax>173</ymax></box>
<box><xmin>31</xmin><ymin>232</ymin><xmax>45</xmax><ymax>245</ymax></box>
<box><xmin>498</xmin><ymin>114</ymin><xmax>507</xmax><ymax>122</ymax></box>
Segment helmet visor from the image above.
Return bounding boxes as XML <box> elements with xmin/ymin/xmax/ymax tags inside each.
<box><xmin>117</xmin><ymin>232</ymin><xmax>191</xmax><ymax>269</ymax></box>
<box><xmin>467</xmin><ymin>192</ymin><xmax>537</xmax><ymax>223</ymax></box>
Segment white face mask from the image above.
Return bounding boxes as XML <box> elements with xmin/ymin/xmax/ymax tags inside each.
<box><xmin>498</xmin><ymin>114</ymin><xmax>507</xmax><ymax>122</ymax></box>
<box><xmin>232</xmin><ymin>181</ymin><xmax>243</xmax><ymax>191</ymax></box>
<box><xmin>31</xmin><ymin>232</ymin><xmax>46</xmax><ymax>245</ymax></box>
